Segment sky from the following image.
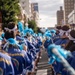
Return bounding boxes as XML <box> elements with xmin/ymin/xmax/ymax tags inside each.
<box><xmin>30</xmin><ymin>0</ymin><xmax>63</xmax><ymax>28</ymax></box>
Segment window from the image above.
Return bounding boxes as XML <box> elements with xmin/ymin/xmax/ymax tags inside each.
<box><xmin>22</xmin><ymin>2</ymin><xmax>25</xmax><ymax>4</ymax></box>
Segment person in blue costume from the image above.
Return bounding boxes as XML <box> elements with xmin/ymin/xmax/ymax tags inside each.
<box><xmin>16</xmin><ymin>31</ymin><xmax>28</xmax><ymax>51</ymax></box>
<box><xmin>55</xmin><ymin>25</ymin><xmax>70</xmax><ymax>48</ymax></box>
<box><xmin>36</xmin><ymin>37</ymin><xmax>42</xmax><ymax>48</ymax></box>
<box><xmin>25</xmin><ymin>33</ymin><xmax>39</xmax><ymax>71</ymax></box>
<box><xmin>65</xmin><ymin>30</ymin><xmax>75</xmax><ymax>50</ymax></box>
<box><xmin>47</xmin><ymin>44</ymin><xmax>75</xmax><ymax>75</ymax></box>
<box><xmin>53</xmin><ymin>26</ymin><xmax>62</xmax><ymax>43</ymax></box>
<box><xmin>2</xmin><ymin>22</ymin><xmax>33</xmax><ymax>75</ymax></box>
<box><xmin>0</xmin><ymin>51</ymin><xmax>15</xmax><ymax>75</ymax></box>
<box><xmin>50</xmin><ymin>29</ymin><xmax>56</xmax><ymax>43</ymax></box>
<box><xmin>55</xmin><ymin>30</ymin><xmax>75</xmax><ymax>75</ymax></box>
<box><xmin>51</xmin><ymin>30</ymin><xmax>75</xmax><ymax>75</ymax></box>
<box><xmin>0</xmin><ymin>37</ymin><xmax>15</xmax><ymax>75</ymax></box>
<box><xmin>17</xmin><ymin>22</ymin><xmax>36</xmax><ymax>75</ymax></box>
<box><xmin>65</xmin><ymin>30</ymin><xmax>75</xmax><ymax>75</ymax></box>
<box><xmin>24</xmin><ymin>33</ymin><xmax>37</xmax><ymax>60</ymax></box>
<box><xmin>35</xmin><ymin>37</ymin><xmax>43</xmax><ymax>68</ymax></box>
<box><xmin>44</xmin><ymin>32</ymin><xmax>52</xmax><ymax>50</ymax></box>
<box><xmin>44</xmin><ymin>38</ymin><xmax>52</xmax><ymax>49</ymax></box>
<box><xmin>16</xmin><ymin>33</ymin><xmax>34</xmax><ymax>75</ymax></box>
<box><xmin>31</xmin><ymin>36</ymin><xmax>42</xmax><ymax>65</ymax></box>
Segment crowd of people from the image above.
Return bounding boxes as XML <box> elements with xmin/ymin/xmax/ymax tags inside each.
<box><xmin>44</xmin><ymin>25</ymin><xmax>75</xmax><ymax>75</ymax></box>
<box><xmin>0</xmin><ymin>21</ymin><xmax>75</xmax><ymax>75</ymax></box>
<box><xmin>0</xmin><ymin>22</ymin><xmax>42</xmax><ymax>75</ymax></box>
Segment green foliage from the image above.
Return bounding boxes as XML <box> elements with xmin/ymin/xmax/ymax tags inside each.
<box><xmin>28</xmin><ymin>20</ymin><xmax>42</xmax><ymax>33</ymax></box>
<box><xmin>28</xmin><ymin>20</ymin><xmax>37</xmax><ymax>32</ymax></box>
<box><xmin>37</xmin><ymin>27</ymin><xmax>42</xmax><ymax>33</ymax></box>
<box><xmin>0</xmin><ymin>0</ymin><xmax>20</xmax><ymax>24</ymax></box>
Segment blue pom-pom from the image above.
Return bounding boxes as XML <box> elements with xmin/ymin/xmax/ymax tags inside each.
<box><xmin>47</xmin><ymin>44</ymin><xmax>72</xmax><ymax>64</ymax></box>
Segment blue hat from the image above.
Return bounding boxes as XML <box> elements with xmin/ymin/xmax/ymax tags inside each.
<box><xmin>50</xmin><ymin>29</ymin><xmax>56</xmax><ymax>34</ymax></box>
<box><xmin>24</xmin><ymin>28</ymin><xmax>34</xmax><ymax>35</ymax></box>
<box><xmin>29</xmin><ymin>28</ymin><xmax>34</xmax><ymax>34</ymax></box>
<box><xmin>38</xmin><ymin>33</ymin><xmax>42</xmax><ymax>37</ymax></box>
<box><xmin>7</xmin><ymin>38</ymin><xmax>22</xmax><ymax>50</ymax></box>
<box><xmin>7</xmin><ymin>38</ymin><xmax>19</xmax><ymax>45</ymax></box>
<box><xmin>32</xmin><ymin>33</ymin><xmax>37</xmax><ymax>37</ymax></box>
<box><xmin>44</xmin><ymin>32</ymin><xmax>52</xmax><ymax>38</ymax></box>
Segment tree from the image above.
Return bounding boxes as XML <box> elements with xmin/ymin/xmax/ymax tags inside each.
<box><xmin>28</xmin><ymin>20</ymin><xmax>37</xmax><ymax>33</ymax></box>
<box><xmin>0</xmin><ymin>0</ymin><xmax>20</xmax><ymax>25</ymax></box>
<box><xmin>28</xmin><ymin>20</ymin><xmax>43</xmax><ymax>33</ymax></box>
<box><xmin>37</xmin><ymin>27</ymin><xmax>42</xmax><ymax>33</ymax></box>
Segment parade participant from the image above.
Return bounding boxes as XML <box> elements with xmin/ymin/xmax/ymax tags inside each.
<box><xmin>55</xmin><ymin>25</ymin><xmax>70</xmax><ymax>47</ymax></box>
<box><xmin>53</xmin><ymin>26</ymin><xmax>62</xmax><ymax>43</ymax></box>
<box><xmin>50</xmin><ymin>29</ymin><xmax>56</xmax><ymax>37</ymax></box>
<box><xmin>65</xmin><ymin>30</ymin><xmax>75</xmax><ymax>50</ymax></box>
<box><xmin>50</xmin><ymin>29</ymin><xmax>75</xmax><ymax>75</ymax></box>
<box><xmin>26</xmin><ymin>33</ymin><xmax>42</xmax><ymax>70</ymax></box>
<box><xmin>44</xmin><ymin>31</ymin><xmax>52</xmax><ymax>50</ymax></box>
<box><xmin>58</xmin><ymin>30</ymin><xmax>75</xmax><ymax>75</ymax></box>
<box><xmin>2</xmin><ymin>22</ymin><xmax>25</xmax><ymax>74</ymax></box>
<box><xmin>47</xmin><ymin>44</ymin><xmax>75</xmax><ymax>75</ymax></box>
<box><xmin>17</xmin><ymin>22</ymin><xmax>28</xmax><ymax>51</ymax></box>
<box><xmin>50</xmin><ymin>29</ymin><xmax>56</xmax><ymax>44</ymax></box>
<box><xmin>33</xmin><ymin>36</ymin><xmax>43</xmax><ymax>69</ymax></box>
<box><xmin>0</xmin><ymin>36</ymin><xmax>15</xmax><ymax>75</ymax></box>
<box><xmin>17</xmin><ymin>22</ymin><xmax>37</xmax><ymax>75</ymax></box>
<box><xmin>2</xmin><ymin>22</ymin><xmax>33</xmax><ymax>75</ymax></box>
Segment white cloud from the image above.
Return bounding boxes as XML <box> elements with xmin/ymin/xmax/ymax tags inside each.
<box><xmin>30</xmin><ymin>0</ymin><xmax>63</xmax><ymax>28</ymax></box>
<box><xmin>39</xmin><ymin>14</ymin><xmax>56</xmax><ymax>27</ymax></box>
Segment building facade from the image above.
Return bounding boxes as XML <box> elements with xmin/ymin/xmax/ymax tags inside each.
<box><xmin>31</xmin><ymin>3</ymin><xmax>39</xmax><ymax>26</ymax></box>
<box><xmin>57</xmin><ymin>6</ymin><xmax>64</xmax><ymax>26</ymax></box>
<box><xmin>19</xmin><ymin>0</ymin><xmax>31</xmax><ymax>24</ymax></box>
<box><xmin>31</xmin><ymin>3</ymin><xmax>39</xmax><ymax>12</ymax></box>
<box><xmin>64</xmin><ymin>0</ymin><xmax>75</xmax><ymax>24</ymax></box>
<box><xmin>68</xmin><ymin>10</ymin><xmax>75</xmax><ymax>24</ymax></box>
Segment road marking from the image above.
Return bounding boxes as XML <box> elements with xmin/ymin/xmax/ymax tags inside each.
<box><xmin>38</xmin><ymin>64</ymin><xmax>49</xmax><ymax>68</ymax></box>
<box><xmin>36</xmin><ymin>69</ymin><xmax>47</xmax><ymax>75</ymax></box>
<box><xmin>38</xmin><ymin>62</ymin><xmax>48</xmax><ymax>65</ymax></box>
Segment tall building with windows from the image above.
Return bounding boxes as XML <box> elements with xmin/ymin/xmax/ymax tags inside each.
<box><xmin>64</xmin><ymin>0</ymin><xmax>75</xmax><ymax>24</ymax></box>
<box><xmin>57</xmin><ymin>6</ymin><xmax>64</xmax><ymax>26</ymax></box>
<box><xmin>19</xmin><ymin>0</ymin><xmax>31</xmax><ymax>23</ymax></box>
<box><xmin>31</xmin><ymin>3</ymin><xmax>39</xmax><ymax>26</ymax></box>
<box><xmin>31</xmin><ymin>3</ymin><xmax>39</xmax><ymax>12</ymax></box>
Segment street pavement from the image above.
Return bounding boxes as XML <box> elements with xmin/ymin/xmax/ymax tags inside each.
<box><xmin>35</xmin><ymin>49</ymin><xmax>54</xmax><ymax>75</ymax></box>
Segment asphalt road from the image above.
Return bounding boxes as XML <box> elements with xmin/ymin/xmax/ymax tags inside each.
<box><xmin>35</xmin><ymin>49</ymin><xmax>54</xmax><ymax>75</ymax></box>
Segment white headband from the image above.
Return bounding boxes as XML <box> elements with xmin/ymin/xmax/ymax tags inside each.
<box><xmin>59</xmin><ymin>30</ymin><xmax>64</xmax><ymax>36</ymax></box>
<box><xmin>68</xmin><ymin>34</ymin><xmax>75</xmax><ymax>41</ymax></box>
<box><xmin>4</xmin><ymin>26</ymin><xmax>17</xmax><ymax>32</ymax></box>
<box><xmin>59</xmin><ymin>29</ymin><xmax>71</xmax><ymax>36</ymax></box>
